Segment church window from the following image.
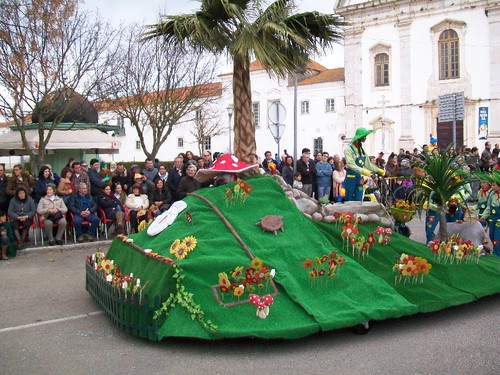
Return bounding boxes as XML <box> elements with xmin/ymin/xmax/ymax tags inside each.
<box><xmin>439</xmin><ymin>29</ymin><xmax>459</xmax><ymax>80</ymax></box>
<box><xmin>374</xmin><ymin>53</ymin><xmax>389</xmax><ymax>86</ymax></box>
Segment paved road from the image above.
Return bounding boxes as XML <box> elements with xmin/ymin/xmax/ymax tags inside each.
<box><xmin>1</xmin><ymin>219</ymin><xmax>499</xmax><ymax>375</ymax></box>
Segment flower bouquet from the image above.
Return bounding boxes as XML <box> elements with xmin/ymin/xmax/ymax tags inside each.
<box><xmin>428</xmin><ymin>234</ymin><xmax>483</xmax><ymax>264</ymax></box>
<box><xmin>393</xmin><ymin>253</ymin><xmax>432</xmax><ymax>284</ymax></box>
<box><xmin>302</xmin><ymin>250</ymin><xmax>346</xmax><ymax>284</ymax></box>
<box><xmin>390</xmin><ymin>199</ymin><xmax>416</xmax><ymax>223</ymax></box>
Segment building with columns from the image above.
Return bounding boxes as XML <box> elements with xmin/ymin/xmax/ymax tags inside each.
<box><xmin>335</xmin><ymin>0</ymin><xmax>500</xmax><ymax>155</ymax></box>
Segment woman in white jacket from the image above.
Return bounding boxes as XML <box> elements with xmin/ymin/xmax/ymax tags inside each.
<box><xmin>125</xmin><ymin>185</ymin><xmax>149</xmax><ymax>233</ymax></box>
<box><xmin>36</xmin><ymin>183</ymin><xmax>67</xmax><ymax>245</ymax></box>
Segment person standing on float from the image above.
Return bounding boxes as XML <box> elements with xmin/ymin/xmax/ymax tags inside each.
<box><xmin>480</xmin><ymin>170</ymin><xmax>500</xmax><ymax>256</ymax></box>
<box><xmin>344</xmin><ymin>127</ymin><xmax>385</xmax><ymax>201</ymax></box>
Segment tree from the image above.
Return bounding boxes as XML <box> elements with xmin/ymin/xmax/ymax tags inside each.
<box><xmin>412</xmin><ymin>148</ymin><xmax>476</xmax><ymax>241</ymax></box>
<box><xmin>190</xmin><ymin>108</ymin><xmax>228</xmax><ymax>156</ymax></box>
<box><xmin>0</xmin><ymin>0</ymin><xmax>118</xmax><ymax>172</ymax></box>
<box><xmin>96</xmin><ymin>25</ymin><xmax>220</xmax><ymax>161</ymax></box>
<box><xmin>145</xmin><ymin>0</ymin><xmax>344</xmax><ymax>163</ymax></box>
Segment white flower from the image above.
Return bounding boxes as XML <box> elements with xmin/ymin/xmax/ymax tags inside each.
<box><xmin>270</xmin><ymin>269</ymin><xmax>276</xmax><ymax>278</ymax></box>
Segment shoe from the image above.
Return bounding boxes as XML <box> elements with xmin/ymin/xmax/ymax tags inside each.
<box><xmin>116</xmin><ymin>225</ymin><xmax>124</xmax><ymax>235</ymax></box>
<box><xmin>77</xmin><ymin>236</ymin><xmax>84</xmax><ymax>243</ymax></box>
<box><xmin>352</xmin><ymin>321</ymin><xmax>370</xmax><ymax>335</ymax></box>
<box><xmin>86</xmin><ymin>235</ymin><xmax>95</xmax><ymax>242</ymax></box>
<box><xmin>17</xmin><ymin>241</ymin><xmax>24</xmax><ymax>250</ymax></box>
<box><xmin>48</xmin><ymin>240</ymin><xmax>56</xmax><ymax>246</ymax></box>
<box><xmin>55</xmin><ymin>239</ymin><xmax>63</xmax><ymax>245</ymax></box>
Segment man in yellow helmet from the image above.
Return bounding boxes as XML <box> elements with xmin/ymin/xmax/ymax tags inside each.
<box><xmin>344</xmin><ymin>127</ymin><xmax>385</xmax><ymax>201</ymax></box>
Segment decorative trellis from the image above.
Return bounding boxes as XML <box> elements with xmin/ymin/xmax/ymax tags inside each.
<box><xmin>85</xmin><ymin>263</ymin><xmax>163</xmax><ymax>341</ymax></box>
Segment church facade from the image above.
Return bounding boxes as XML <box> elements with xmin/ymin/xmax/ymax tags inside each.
<box><xmin>335</xmin><ymin>0</ymin><xmax>499</xmax><ymax>154</ymax></box>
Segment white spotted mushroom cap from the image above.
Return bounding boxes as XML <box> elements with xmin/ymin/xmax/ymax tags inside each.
<box><xmin>195</xmin><ymin>153</ymin><xmax>259</xmax><ymax>182</ymax></box>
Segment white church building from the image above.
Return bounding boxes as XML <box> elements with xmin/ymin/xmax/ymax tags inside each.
<box><xmin>3</xmin><ymin>0</ymin><xmax>497</xmax><ymax>166</ymax></box>
<box><xmin>101</xmin><ymin>0</ymin><xmax>498</xmax><ymax>162</ymax></box>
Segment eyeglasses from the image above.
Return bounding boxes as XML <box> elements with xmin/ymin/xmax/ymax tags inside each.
<box><xmin>82</xmin><ymin>165</ymin><xmax>88</xmax><ymax>168</ymax></box>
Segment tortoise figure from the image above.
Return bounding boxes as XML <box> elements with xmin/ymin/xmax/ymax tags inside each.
<box><xmin>255</xmin><ymin>215</ymin><xmax>284</xmax><ymax>236</ymax></box>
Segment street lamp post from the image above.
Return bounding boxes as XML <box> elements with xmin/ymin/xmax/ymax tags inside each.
<box><xmin>227</xmin><ymin>106</ymin><xmax>233</xmax><ymax>153</ymax></box>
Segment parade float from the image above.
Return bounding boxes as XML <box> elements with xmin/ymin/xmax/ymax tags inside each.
<box><xmin>85</xmin><ymin>155</ymin><xmax>500</xmax><ymax>341</ymax></box>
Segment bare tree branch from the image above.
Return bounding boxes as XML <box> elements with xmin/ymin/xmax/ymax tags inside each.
<box><xmin>95</xmin><ymin>25</ymin><xmax>220</xmax><ymax>160</ymax></box>
<box><xmin>0</xmin><ymin>0</ymin><xmax>120</xmax><ymax>172</ymax></box>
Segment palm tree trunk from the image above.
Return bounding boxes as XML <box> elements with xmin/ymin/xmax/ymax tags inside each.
<box><xmin>437</xmin><ymin>208</ymin><xmax>448</xmax><ymax>242</ymax></box>
<box><xmin>232</xmin><ymin>55</ymin><xmax>256</xmax><ymax>163</ymax></box>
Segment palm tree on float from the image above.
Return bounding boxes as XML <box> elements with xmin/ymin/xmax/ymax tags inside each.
<box><xmin>145</xmin><ymin>0</ymin><xmax>344</xmax><ymax>163</ymax></box>
<box><xmin>412</xmin><ymin>147</ymin><xmax>476</xmax><ymax>241</ymax></box>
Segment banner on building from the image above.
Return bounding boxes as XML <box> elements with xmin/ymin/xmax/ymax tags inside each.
<box><xmin>478</xmin><ymin>107</ymin><xmax>488</xmax><ymax>140</ymax></box>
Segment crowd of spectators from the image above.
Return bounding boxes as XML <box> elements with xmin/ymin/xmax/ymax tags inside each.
<box><xmin>0</xmin><ymin>150</ymin><xmax>217</xmax><ymax>255</ymax></box>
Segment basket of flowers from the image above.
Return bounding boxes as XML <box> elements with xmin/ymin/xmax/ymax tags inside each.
<box><xmin>390</xmin><ymin>199</ymin><xmax>416</xmax><ymax>223</ymax></box>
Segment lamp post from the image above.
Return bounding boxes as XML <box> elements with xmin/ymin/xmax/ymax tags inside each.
<box><xmin>227</xmin><ymin>106</ymin><xmax>233</xmax><ymax>153</ymax></box>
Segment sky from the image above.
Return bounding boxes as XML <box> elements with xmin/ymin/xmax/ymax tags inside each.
<box><xmin>81</xmin><ymin>0</ymin><xmax>344</xmax><ymax>69</ymax></box>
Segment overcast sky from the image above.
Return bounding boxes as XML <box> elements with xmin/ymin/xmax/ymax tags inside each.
<box><xmin>82</xmin><ymin>0</ymin><xmax>344</xmax><ymax>69</ymax></box>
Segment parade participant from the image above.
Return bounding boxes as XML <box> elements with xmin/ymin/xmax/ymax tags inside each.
<box><xmin>480</xmin><ymin>170</ymin><xmax>500</xmax><ymax>256</ymax></box>
<box><xmin>344</xmin><ymin>127</ymin><xmax>385</xmax><ymax>201</ymax></box>
<box><xmin>476</xmin><ymin>172</ymin><xmax>492</xmax><ymax>224</ymax></box>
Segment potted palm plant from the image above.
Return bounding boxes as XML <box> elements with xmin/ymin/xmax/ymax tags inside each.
<box><xmin>412</xmin><ymin>147</ymin><xmax>476</xmax><ymax>242</ymax></box>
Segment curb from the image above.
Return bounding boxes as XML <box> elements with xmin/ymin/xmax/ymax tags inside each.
<box><xmin>16</xmin><ymin>239</ymin><xmax>113</xmax><ymax>257</ymax></box>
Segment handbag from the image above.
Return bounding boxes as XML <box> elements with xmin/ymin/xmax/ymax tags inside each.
<box><xmin>48</xmin><ymin>210</ymin><xmax>63</xmax><ymax>221</ymax></box>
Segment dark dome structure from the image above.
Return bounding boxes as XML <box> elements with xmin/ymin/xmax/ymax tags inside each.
<box><xmin>32</xmin><ymin>88</ymin><xmax>98</xmax><ymax>124</ymax></box>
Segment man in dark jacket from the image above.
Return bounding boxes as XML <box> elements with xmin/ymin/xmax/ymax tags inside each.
<box><xmin>167</xmin><ymin>157</ymin><xmax>184</xmax><ymax>201</ymax></box>
<box><xmin>87</xmin><ymin>158</ymin><xmax>105</xmax><ymax>199</ymax></box>
<box><xmin>295</xmin><ymin>148</ymin><xmax>317</xmax><ymax>197</ymax></box>
<box><xmin>68</xmin><ymin>182</ymin><xmax>100</xmax><ymax>242</ymax></box>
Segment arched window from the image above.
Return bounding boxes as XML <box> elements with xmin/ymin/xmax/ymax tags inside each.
<box><xmin>439</xmin><ymin>29</ymin><xmax>459</xmax><ymax>80</ymax></box>
<box><xmin>374</xmin><ymin>53</ymin><xmax>389</xmax><ymax>86</ymax></box>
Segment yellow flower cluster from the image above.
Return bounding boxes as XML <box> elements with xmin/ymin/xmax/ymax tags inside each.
<box><xmin>393</xmin><ymin>253</ymin><xmax>432</xmax><ymax>284</ymax></box>
<box><xmin>169</xmin><ymin>236</ymin><xmax>198</xmax><ymax>260</ymax></box>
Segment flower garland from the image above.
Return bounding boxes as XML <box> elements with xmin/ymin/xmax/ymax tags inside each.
<box><xmin>393</xmin><ymin>253</ymin><xmax>432</xmax><ymax>284</ymax></box>
<box><xmin>153</xmin><ymin>265</ymin><xmax>218</xmax><ymax>332</ymax></box>
<box><xmin>225</xmin><ymin>179</ymin><xmax>253</xmax><ymax>206</ymax></box>
<box><xmin>428</xmin><ymin>234</ymin><xmax>483</xmax><ymax>264</ymax></box>
<box><xmin>302</xmin><ymin>250</ymin><xmax>346</xmax><ymax>283</ymax></box>
<box><xmin>216</xmin><ymin>257</ymin><xmax>275</xmax><ymax>301</ymax></box>
<box><xmin>169</xmin><ymin>235</ymin><xmax>198</xmax><ymax>260</ymax></box>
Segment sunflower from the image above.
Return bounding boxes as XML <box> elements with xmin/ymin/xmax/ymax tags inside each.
<box><xmin>182</xmin><ymin>236</ymin><xmax>197</xmax><ymax>252</ymax></box>
<box><xmin>169</xmin><ymin>239</ymin><xmax>181</xmax><ymax>254</ymax></box>
<box><xmin>174</xmin><ymin>243</ymin><xmax>188</xmax><ymax>260</ymax></box>
<box><xmin>251</xmin><ymin>257</ymin><xmax>263</xmax><ymax>270</ymax></box>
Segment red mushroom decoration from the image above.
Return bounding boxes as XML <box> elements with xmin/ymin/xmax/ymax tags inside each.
<box><xmin>195</xmin><ymin>153</ymin><xmax>259</xmax><ymax>183</ymax></box>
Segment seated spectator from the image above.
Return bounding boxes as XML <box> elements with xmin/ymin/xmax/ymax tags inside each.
<box><xmin>34</xmin><ymin>165</ymin><xmax>55</xmax><ymax>204</ymax></box>
<box><xmin>8</xmin><ymin>187</ymin><xmax>36</xmax><ymax>249</ymax></box>
<box><xmin>97</xmin><ymin>185</ymin><xmax>125</xmax><ymax>235</ymax></box>
<box><xmin>112</xmin><ymin>183</ymin><xmax>127</xmax><ymax>205</ymax></box>
<box><xmin>68</xmin><ymin>182</ymin><xmax>100</xmax><ymax>243</ymax></box>
<box><xmin>36</xmin><ymin>183</ymin><xmax>67</xmax><ymax>246</ymax></box>
<box><xmin>57</xmin><ymin>167</ymin><xmax>75</xmax><ymax>204</ymax></box>
<box><xmin>0</xmin><ymin>209</ymin><xmax>14</xmax><ymax>260</ymax></box>
<box><xmin>177</xmin><ymin>164</ymin><xmax>201</xmax><ymax>200</ymax></box>
<box><xmin>149</xmin><ymin>178</ymin><xmax>172</xmax><ymax>215</ymax></box>
<box><xmin>0</xmin><ymin>164</ymin><xmax>10</xmax><ymax>212</ymax></box>
<box><xmin>125</xmin><ymin>185</ymin><xmax>149</xmax><ymax>233</ymax></box>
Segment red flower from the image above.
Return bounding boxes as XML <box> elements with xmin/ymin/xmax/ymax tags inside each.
<box><xmin>302</xmin><ymin>259</ymin><xmax>314</xmax><ymax>269</ymax></box>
